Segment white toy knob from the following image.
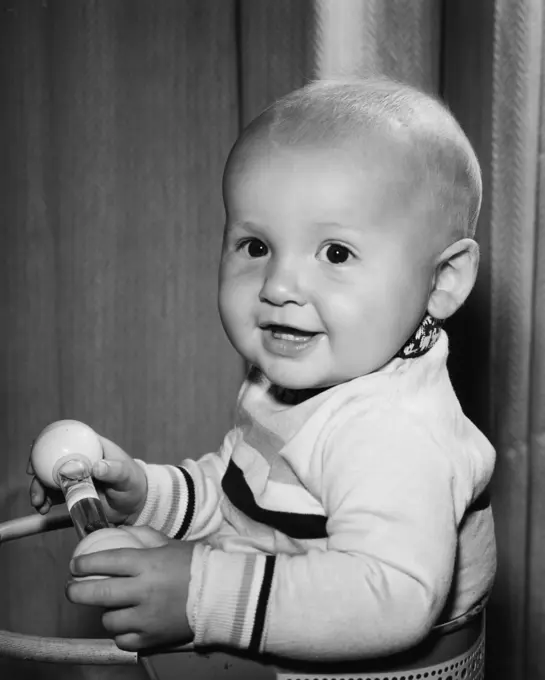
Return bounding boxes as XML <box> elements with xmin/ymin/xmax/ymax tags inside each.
<box><xmin>30</xmin><ymin>419</ymin><xmax>103</xmax><ymax>489</ymax></box>
<box><xmin>71</xmin><ymin>528</ymin><xmax>145</xmax><ymax>580</ymax></box>
<box><xmin>30</xmin><ymin>419</ymin><xmax>110</xmax><ymax>540</ymax></box>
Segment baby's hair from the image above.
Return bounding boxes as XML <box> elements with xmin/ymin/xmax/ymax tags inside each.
<box><xmin>234</xmin><ymin>78</ymin><xmax>482</xmax><ymax>239</ymax></box>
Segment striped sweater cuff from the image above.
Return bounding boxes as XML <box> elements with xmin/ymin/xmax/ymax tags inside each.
<box><xmin>132</xmin><ymin>460</ymin><xmax>193</xmax><ymax>538</ymax></box>
<box><xmin>190</xmin><ymin>543</ymin><xmax>275</xmax><ymax>653</ymax></box>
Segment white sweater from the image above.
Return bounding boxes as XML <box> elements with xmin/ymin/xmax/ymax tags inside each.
<box><xmin>135</xmin><ymin>332</ymin><xmax>496</xmax><ymax>662</ymax></box>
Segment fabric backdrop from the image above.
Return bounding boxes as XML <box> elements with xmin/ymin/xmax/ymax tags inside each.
<box><xmin>2</xmin><ymin>2</ymin><xmax>543</xmax><ymax>679</ymax></box>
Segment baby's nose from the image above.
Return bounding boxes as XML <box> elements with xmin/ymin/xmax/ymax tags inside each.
<box><xmin>259</xmin><ymin>260</ymin><xmax>306</xmax><ymax>306</ymax></box>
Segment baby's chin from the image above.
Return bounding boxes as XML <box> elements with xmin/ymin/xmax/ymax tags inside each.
<box><xmin>258</xmin><ymin>365</ymin><xmax>341</xmax><ymax>392</ymax></box>
<box><xmin>249</xmin><ymin>349</ymin><xmax>384</xmax><ymax>392</ymax></box>
<box><xmin>260</xmin><ymin>362</ymin><xmax>383</xmax><ymax>392</ymax></box>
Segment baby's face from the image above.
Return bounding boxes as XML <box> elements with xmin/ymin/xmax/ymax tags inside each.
<box><xmin>219</xmin><ymin>141</ymin><xmax>437</xmax><ymax>390</ymax></box>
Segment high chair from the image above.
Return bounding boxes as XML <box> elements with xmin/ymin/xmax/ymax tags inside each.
<box><xmin>0</xmin><ymin>507</ymin><xmax>485</xmax><ymax>680</ymax></box>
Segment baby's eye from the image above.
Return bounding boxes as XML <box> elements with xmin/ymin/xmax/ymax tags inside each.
<box><xmin>238</xmin><ymin>238</ymin><xmax>269</xmax><ymax>258</ymax></box>
<box><xmin>319</xmin><ymin>243</ymin><xmax>353</xmax><ymax>264</ymax></box>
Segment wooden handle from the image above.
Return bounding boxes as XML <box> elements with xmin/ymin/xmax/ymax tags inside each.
<box><xmin>0</xmin><ymin>630</ymin><xmax>138</xmax><ymax>665</ymax></box>
<box><xmin>0</xmin><ymin>506</ymin><xmax>73</xmax><ymax>543</ymax></box>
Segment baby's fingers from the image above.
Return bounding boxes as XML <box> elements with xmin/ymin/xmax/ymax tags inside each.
<box><xmin>71</xmin><ymin>548</ymin><xmax>142</xmax><ymax>579</ymax></box>
<box><xmin>29</xmin><ymin>476</ymin><xmax>47</xmax><ymax>510</ymax></box>
<box><xmin>66</xmin><ymin>575</ymin><xmax>136</xmax><ymax>609</ymax></box>
<box><xmin>92</xmin><ymin>459</ymin><xmax>132</xmax><ymax>489</ymax></box>
<box><xmin>29</xmin><ymin>476</ymin><xmax>63</xmax><ymax>514</ymax></box>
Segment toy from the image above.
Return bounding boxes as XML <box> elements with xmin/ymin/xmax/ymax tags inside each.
<box><xmin>30</xmin><ymin>419</ymin><xmax>103</xmax><ymax>489</ymax></box>
<box><xmin>30</xmin><ymin>420</ymin><xmax>110</xmax><ymax>539</ymax></box>
<box><xmin>0</xmin><ymin>420</ymin><xmax>191</xmax><ymax>672</ymax></box>
<box><xmin>71</xmin><ymin>527</ymin><xmax>146</xmax><ymax>580</ymax></box>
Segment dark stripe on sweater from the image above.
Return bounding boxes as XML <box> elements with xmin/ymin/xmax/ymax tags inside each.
<box><xmin>222</xmin><ymin>459</ymin><xmax>328</xmax><ymax>539</ymax></box>
<box><xmin>249</xmin><ymin>555</ymin><xmax>275</xmax><ymax>653</ymax></box>
<box><xmin>173</xmin><ymin>466</ymin><xmax>196</xmax><ymax>539</ymax></box>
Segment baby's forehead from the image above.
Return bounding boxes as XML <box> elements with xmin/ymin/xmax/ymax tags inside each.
<box><xmin>226</xmin><ymin>123</ymin><xmax>429</xmax><ymax>208</ymax></box>
<box><xmin>225</xmin><ymin>138</ymin><xmax>433</xmax><ymax>234</ymax></box>
<box><xmin>226</xmin><ymin>129</ymin><xmax>464</xmax><ymax>245</ymax></box>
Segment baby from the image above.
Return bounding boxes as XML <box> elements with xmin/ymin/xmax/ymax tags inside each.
<box><xmin>30</xmin><ymin>77</ymin><xmax>496</xmax><ymax>667</ymax></box>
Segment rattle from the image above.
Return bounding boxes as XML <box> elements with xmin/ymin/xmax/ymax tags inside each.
<box><xmin>0</xmin><ymin>419</ymin><xmax>183</xmax><ymax>670</ymax></box>
<box><xmin>30</xmin><ymin>420</ymin><xmax>144</xmax><ymax>557</ymax></box>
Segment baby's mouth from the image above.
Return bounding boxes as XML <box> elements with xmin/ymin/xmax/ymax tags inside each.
<box><xmin>261</xmin><ymin>324</ymin><xmax>318</xmax><ymax>342</ymax></box>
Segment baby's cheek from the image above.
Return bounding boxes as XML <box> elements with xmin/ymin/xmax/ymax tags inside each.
<box><xmin>218</xmin><ymin>291</ymin><xmax>240</xmax><ymax>337</ymax></box>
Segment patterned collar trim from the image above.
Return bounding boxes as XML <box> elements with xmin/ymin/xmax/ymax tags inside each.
<box><xmin>395</xmin><ymin>314</ymin><xmax>443</xmax><ymax>360</ymax></box>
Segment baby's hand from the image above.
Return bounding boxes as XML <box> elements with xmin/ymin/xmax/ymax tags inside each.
<box><xmin>66</xmin><ymin>533</ymin><xmax>194</xmax><ymax>652</ymax></box>
<box><xmin>29</xmin><ymin>435</ymin><xmax>148</xmax><ymax>526</ymax></box>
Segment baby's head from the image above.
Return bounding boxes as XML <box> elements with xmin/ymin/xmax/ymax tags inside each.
<box><xmin>218</xmin><ymin>77</ymin><xmax>482</xmax><ymax>390</ymax></box>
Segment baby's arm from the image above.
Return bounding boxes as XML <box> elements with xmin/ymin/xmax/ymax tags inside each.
<box><xmin>132</xmin><ymin>428</ymin><xmax>237</xmax><ymax>540</ymax></box>
<box><xmin>189</xmin><ymin>415</ymin><xmax>463</xmax><ymax>661</ymax></box>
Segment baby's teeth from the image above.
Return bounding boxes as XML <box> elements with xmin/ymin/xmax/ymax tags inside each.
<box><xmin>273</xmin><ymin>330</ymin><xmax>308</xmax><ymax>341</ymax></box>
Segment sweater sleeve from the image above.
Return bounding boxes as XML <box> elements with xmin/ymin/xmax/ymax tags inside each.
<box><xmin>188</xmin><ymin>411</ymin><xmax>465</xmax><ymax>661</ymax></box>
<box><xmin>132</xmin><ymin>428</ymin><xmax>238</xmax><ymax>540</ymax></box>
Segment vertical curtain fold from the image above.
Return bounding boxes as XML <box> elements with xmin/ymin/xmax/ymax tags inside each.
<box><xmin>489</xmin><ymin>3</ymin><xmax>543</xmax><ymax>679</ymax></box>
<box><xmin>526</xmin><ymin>6</ymin><xmax>545</xmax><ymax>678</ymax></box>
<box><xmin>313</xmin><ymin>0</ymin><xmax>441</xmax><ymax>92</ymax></box>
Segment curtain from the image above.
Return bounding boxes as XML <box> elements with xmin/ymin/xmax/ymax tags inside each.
<box><xmin>2</xmin><ymin>2</ymin><xmax>545</xmax><ymax>680</ymax></box>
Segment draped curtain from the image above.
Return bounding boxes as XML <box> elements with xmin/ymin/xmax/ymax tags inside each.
<box><xmin>2</xmin><ymin>2</ymin><xmax>544</xmax><ymax>680</ymax></box>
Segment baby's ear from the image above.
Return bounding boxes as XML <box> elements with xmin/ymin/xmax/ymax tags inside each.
<box><xmin>427</xmin><ymin>238</ymin><xmax>480</xmax><ymax>320</ymax></box>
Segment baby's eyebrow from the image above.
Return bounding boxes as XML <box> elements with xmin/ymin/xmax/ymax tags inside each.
<box><xmin>312</xmin><ymin>221</ymin><xmax>359</xmax><ymax>233</ymax></box>
<box><xmin>313</xmin><ymin>221</ymin><xmax>345</xmax><ymax>229</ymax></box>
<box><xmin>227</xmin><ymin>220</ymin><xmax>266</xmax><ymax>234</ymax></box>
<box><xmin>233</xmin><ymin>220</ymin><xmax>257</xmax><ymax>229</ymax></box>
